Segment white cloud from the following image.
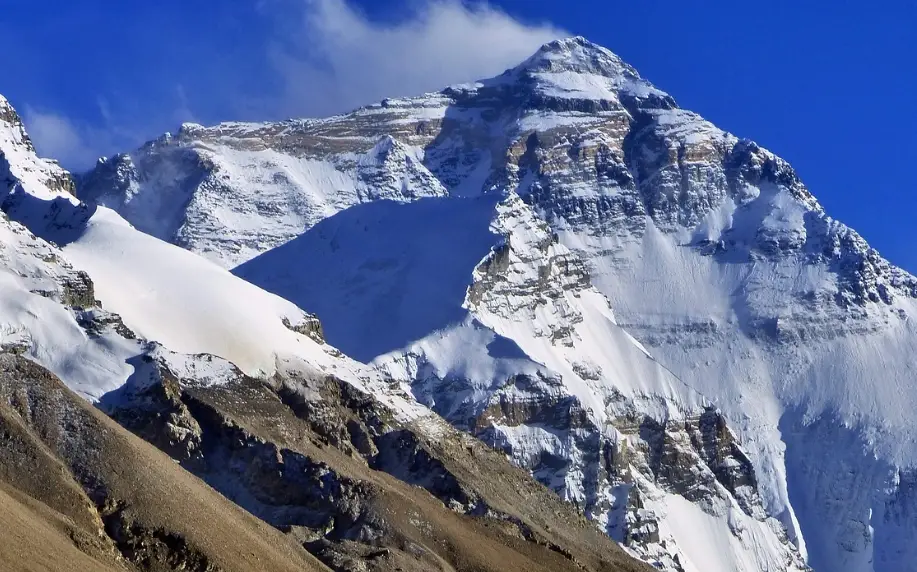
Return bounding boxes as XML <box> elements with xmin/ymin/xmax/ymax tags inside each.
<box><xmin>266</xmin><ymin>0</ymin><xmax>565</xmax><ymax>118</ymax></box>
<box><xmin>19</xmin><ymin>1</ymin><xmax>565</xmax><ymax>169</ymax></box>
<box><xmin>21</xmin><ymin>108</ymin><xmax>99</xmax><ymax>169</ymax></box>
<box><xmin>22</xmin><ymin>87</ymin><xmax>197</xmax><ymax>171</ymax></box>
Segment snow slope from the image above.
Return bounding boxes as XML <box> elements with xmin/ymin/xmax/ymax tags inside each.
<box><xmin>63</xmin><ymin>206</ymin><xmax>314</xmax><ymax>376</ymax></box>
<box><xmin>237</xmin><ymin>196</ymin><xmax>500</xmax><ymax>363</ymax></box>
<box><xmin>1</xmin><ymin>94</ymin><xmax>437</xmax><ymax>432</ymax></box>
<box><xmin>0</xmin><ymin>95</ymin><xmax>139</xmax><ymax>399</ymax></box>
<box><xmin>0</xmin><ymin>212</ymin><xmax>137</xmax><ymax>400</ymax></box>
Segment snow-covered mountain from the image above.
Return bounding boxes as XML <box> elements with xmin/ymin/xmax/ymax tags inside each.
<box><xmin>1</xmin><ymin>92</ymin><xmax>660</xmax><ymax>572</ymax></box>
<box><xmin>75</xmin><ymin>36</ymin><xmax>917</xmax><ymax>572</ymax></box>
<box><xmin>74</xmin><ymin>36</ymin><xmax>917</xmax><ymax>572</ymax></box>
<box><xmin>70</xmin><ymin>36</ymin><xmax>917</xmax><ymax>571</ymax></box>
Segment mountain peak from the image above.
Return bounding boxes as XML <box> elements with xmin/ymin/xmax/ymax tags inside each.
<box><xmin>518</xmin><ymin>36</ymin><xmax>635</xmax><ymax>78</ymax></box>
<box><xmin>0</xmin><ymin>93</ymin><xmax>77</xmax><ymax>200</ymax></box>
<box><xmin>490</xmin><ymin>36</ymin><xmax>671</xmax><ymax>106</ymax></box>
<box><xmin>0</xmin><ymin>94</ymin><xmax>34</xmax><ymax>152</ymax></box>
<box><xmin>0</xmin><ymin>93</ymin><xmax>14</xmax><ymax>114</ymax></box>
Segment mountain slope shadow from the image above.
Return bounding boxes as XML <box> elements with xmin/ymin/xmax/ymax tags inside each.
<box><xmin>1</xmin><ymin>188</ymin><xmax>97</xmax><ymax>246</ymax></box>
<box><xmin>234</xmin><ymin>196</ymin><xmax>501</xmax><ymax>362</ymax></box>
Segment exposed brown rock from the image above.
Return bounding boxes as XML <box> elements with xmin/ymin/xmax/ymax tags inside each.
<box><xmin>103</xmin><ymin>362</ymin><xmax>654</xmax><ymax>572</ymax></box>
<box><xmin>0</xmin><ymin>353</ymin><xmax>329</xmax><ymax>572</ymax></box>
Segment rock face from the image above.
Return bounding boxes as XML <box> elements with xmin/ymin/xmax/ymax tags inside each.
<box><xmin>1</xmin><ymin>95</ymin><xmax>76</xmax><ymax>198</ymax></box>
<box><xmin>0</xmin><ymin>353</ymin><xmax>329</xmax><ymax>572</ymax></box>
<box><xmin>78</xmin><ymin>122</ymin><xmax>448</xmax><ymax>268</ymax></box>
<box><xmin>99</xmin><ymin>348</ymin><xmax>652</xmax><ymax>572</ymax></box>
<box><xmin>0</xmin><ymin>349</ymin><xmax>651</xmax><ymax>572</ymax></box>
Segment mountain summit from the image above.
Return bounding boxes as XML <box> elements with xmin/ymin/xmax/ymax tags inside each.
<box><xmin>5</xmin><ymin>36</ymin><xmax>916</xmax><ymax>571</ymax></box>
<box><xmin>517</xmin><ymin>36</ymin><xmax>635</xmax><ymax>73</ymax></box>
<box><xmin>501</xmin><ymin>36</ymin><xmax>670</xmax><ymax>104</ymax></box>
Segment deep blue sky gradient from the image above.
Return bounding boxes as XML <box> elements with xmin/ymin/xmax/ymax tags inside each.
<box><xmin>2</xmin><ymin>1</ymin><xmax>915</xmax><ymax>270</ymax></box>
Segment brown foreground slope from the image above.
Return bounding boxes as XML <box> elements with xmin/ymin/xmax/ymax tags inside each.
<box><xmin>0</xmin><ymin>351</ymin><xmax>652</xmax><ymax>572</ymax></box>
<box><xmin>0</xmin><ymin>484</ymin><xmax>123</xmax><ymax>572</ymax></box>
<box><xmin>0</xmin><ymin>353</ymin><xmax>328</xmax><ymax>572</ymax></box>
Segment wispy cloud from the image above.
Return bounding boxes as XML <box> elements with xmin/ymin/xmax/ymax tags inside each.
<box><xmin>21</xmin><ymin>107</ymin><xmax>100</xmax><ymax>169</ymax></box>
<box><xmin>263</xmin><ymin>0</ymin><xmax>565</xmax><ymax>118</ymax></box>
<box><xmin>21</xmin><ymin>87</ymin><xmax>198</xmax><ymax>172</ymax></box>
<box><xmin>19</xmin><ymin>1</ymin><xmax>564</xmax><ymax>169</ymax></box>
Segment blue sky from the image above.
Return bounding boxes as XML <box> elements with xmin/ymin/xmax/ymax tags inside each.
<box><xmin>1</xmin><ymin>0</ymin><xmax>915</xmax><ymax>271</ymax></box>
